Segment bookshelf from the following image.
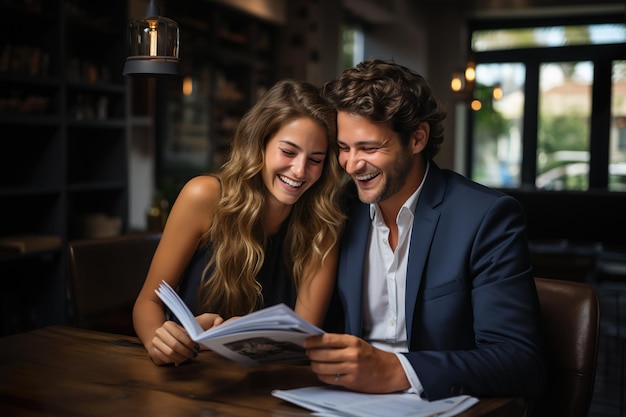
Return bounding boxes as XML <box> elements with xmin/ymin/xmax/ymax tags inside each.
<box><xmin>0</xmin><ymin>0</ymin><xmax>281</xmax><ymax>335</ymax></box>
<box><xmin>0</xmin><ymin>0</ymin><xmax>128</xmax><ymax>334</ymax></box>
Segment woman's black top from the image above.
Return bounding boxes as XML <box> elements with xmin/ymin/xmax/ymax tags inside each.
<box><xmin>177</xmin><ymin>220</ymin><xmax>296</xmax><ymax>316</ymax></box>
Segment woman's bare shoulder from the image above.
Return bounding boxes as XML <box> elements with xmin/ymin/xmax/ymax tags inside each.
<box><xmin>183</xmin><ymin>175</ymin><xmax>220</xmax><ymax>193</ymax></box>
<box><xmin>177</xmin><ymin>175</ymin><xmax>221</xmax><ymax>209</ymax></box>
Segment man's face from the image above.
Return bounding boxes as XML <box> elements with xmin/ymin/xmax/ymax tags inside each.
<box><xmin>336</xmin><ymin>111</ymin><xmax>416</xmax><ymax>205</ymax></box>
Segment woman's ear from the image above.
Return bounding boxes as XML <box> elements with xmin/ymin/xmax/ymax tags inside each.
<box><xmin>410</xmin><ymin>122</ymin><xmax>429</xmax><ymax>155</ymax></box>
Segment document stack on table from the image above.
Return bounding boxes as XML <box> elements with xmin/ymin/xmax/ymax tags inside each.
<box><xmin>272</xmin><ymin>385</ymin><xmax>478</xmax><ymax>417</ymax></box>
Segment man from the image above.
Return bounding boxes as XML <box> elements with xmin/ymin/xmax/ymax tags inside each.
<box><xmin>303</xmin><ymin>59</ymin><xmax>546</xmax><ymax>401</ymax></box>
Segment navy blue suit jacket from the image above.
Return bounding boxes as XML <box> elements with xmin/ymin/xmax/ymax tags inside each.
<box><xmin>336</xmin><ymin>162</ymin><xmax>546</xmax><ymax>400</ymax></box>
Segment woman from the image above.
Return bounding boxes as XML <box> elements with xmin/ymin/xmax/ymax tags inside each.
<box><xmin>133</xmin><ymin>79</ymin><xmax>346</xmax><ymax>366</ymax></box>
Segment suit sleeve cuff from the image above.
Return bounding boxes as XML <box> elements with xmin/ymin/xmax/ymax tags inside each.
<box><xmin>395</xmin><ymin>353</ymin><xmax>424</xmax><ymax>396</ymax></box>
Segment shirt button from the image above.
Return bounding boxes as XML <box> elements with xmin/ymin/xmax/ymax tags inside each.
<box><xmin>389</xmin><ymin>319</ymin><xmax>396</xmax><ymax>326</ymax></box>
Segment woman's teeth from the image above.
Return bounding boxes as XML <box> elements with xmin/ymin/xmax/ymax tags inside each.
<box><xmin>279</xmin><ymin>175</ymin><xmax>302</xmax><ymax>187</ymax></box>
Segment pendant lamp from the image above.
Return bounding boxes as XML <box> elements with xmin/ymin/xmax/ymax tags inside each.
<box><xmin>123</xmin><ymin>0</ymin><xmax>180</xmax><ymax>76</ymax></box>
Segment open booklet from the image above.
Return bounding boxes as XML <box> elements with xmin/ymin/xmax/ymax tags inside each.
<box><xmin>155</xmin><ymin>280</ymin><xmax>324</xmax><ymax>367</ymax></box>
<box><xmin>272</xmin><ymin>386</ymin><xmax>479</xmax><ymax>417</ymax></box>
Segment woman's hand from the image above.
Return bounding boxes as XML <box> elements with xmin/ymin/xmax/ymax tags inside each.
<box><xmin>196</xmin><ymin>312</ymin><xmax>225</xmax><ymax>330</ymax></box>
<box><xmin>149</xmin><ymin>313</ymin><xmax>232</xmax><ymax>364</ymax></box>
<box><xmin>149</xmin><ymin>320</ymin><xmax>199</xmax><ymax>366</ymax></box>
<box><xmin>193</xmin><ymin>313</ymin><xmax>226</xmax><ymax>351</ymax></box>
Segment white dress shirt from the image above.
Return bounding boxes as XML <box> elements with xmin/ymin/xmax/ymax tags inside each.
<box><xmin>362</xmin><ymin>163</ymin><xmax>429</xmax><ymax>394</ymax></box>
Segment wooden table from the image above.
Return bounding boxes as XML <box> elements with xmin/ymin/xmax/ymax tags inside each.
<box><xmin>0</xmin><ymin>326</ymin><xmax>526</xmax><ymax>416</ymax></box>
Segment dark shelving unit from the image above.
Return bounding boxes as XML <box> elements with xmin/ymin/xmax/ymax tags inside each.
<box><xmin>0</xmin><ymin>0</ymin><xmax>129</xmax><ymax>335</ymax></box>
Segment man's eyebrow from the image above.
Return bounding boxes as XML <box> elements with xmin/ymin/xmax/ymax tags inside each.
<box><xmin>337</xmin><ymin>139</ymin><xmax>380</xmax><ymax>147</ymax></box>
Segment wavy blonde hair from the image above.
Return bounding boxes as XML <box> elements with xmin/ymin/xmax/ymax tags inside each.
<box><xmin>198</xmin><ymin>79</ymin><xmax>346</xmax><ymax>318</ymax></box>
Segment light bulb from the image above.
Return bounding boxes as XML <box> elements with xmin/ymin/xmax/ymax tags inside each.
<box><xmin>450</xmin><ymin>74</ymin><xmax>463</xmax><ymax>92</ymax></box>
<box><xmin>492</xmin><ymin>84</ymin><xmax>503</xmax><ymax>100</ymax></box>
<box><xmin>182</xmin><ymin>76</ymin><xmax>193</xmax><ymax>96</ymax></box>
<box><xmin>148</xmin><ymin>20</ymin><xmax>158</xmax><ymax>56</ymax></box>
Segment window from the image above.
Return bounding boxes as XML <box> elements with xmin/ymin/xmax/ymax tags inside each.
<box><xmin>536</xmin><ymin>61</ymin><xmax>592</xmax><ymax>191</ymax></box>
<box><xmin>466</xmin><ymin>16</ymin><xmax>626</xmax><ymax>192</ymax></box>
<box><xmin>472</xmin><ymin>23</ymin><xmax>626</xmax><ymax>52</ymax></box>
<box><xmin>610</xmin><ymin>60</ymin><xmax>626</xmax><ymax>191</ymax></box>
<box><xmin>471</xmin><ymin>63</ymin><xmax>525</xmax><ymax>188</ymax></box>
<box><xmin>340</xmin><ymin>24</ymin><xmax>364</xmax><ymax>69</ymax></box>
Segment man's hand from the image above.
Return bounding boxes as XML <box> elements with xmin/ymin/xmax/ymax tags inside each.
<box><xmin>303</xmin><ymin>333</ymin><xmax>411</xmax><ymax>394</ymax></box>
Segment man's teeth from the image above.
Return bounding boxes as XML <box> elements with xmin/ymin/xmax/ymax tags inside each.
<box><xmin>279</xmin><ymin>175</ymin><xmax>302</xmax><ymax>187</ymax></box>
<box><xmin>356</xmin><ymin>172</ymin><xmax>378</xmax><ymax>181</ymax></box>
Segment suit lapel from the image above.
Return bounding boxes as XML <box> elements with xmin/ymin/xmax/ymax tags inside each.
<box><xmin>404</xmin><ymin>163</ymin><xmax>445</xmax><ymax>343</ymax></box>
<box><xmin>338</xmin><ymin>202</ymin><xmax>370</xmax><ymax>336</ymax></box>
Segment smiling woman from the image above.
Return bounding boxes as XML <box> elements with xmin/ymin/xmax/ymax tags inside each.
<box><xmin>261</xmin><ymin>117</ymin><xmax>329</xmax><ymax>208</ymax></box>
<box><xmin>132</xmin><ymin>79</ymin><xmax>347</xmax><ymax>367</ymax></box>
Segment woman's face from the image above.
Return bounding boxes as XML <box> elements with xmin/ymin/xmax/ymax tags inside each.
<box><xmin>262</xmin><ymin>117</ymin><xmax>328</xmax><ymax>208</ymax></box>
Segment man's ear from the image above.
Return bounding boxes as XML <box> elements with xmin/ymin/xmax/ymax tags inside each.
<box><xmin>409</xmin><ymin>122</ymin><xmax>429</xmax><ymax>155</ymax></box>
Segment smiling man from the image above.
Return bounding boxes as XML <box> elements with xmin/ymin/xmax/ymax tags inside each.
<box><xmin>303</xmin><ymin>59</ymin><xmax>547</xmax><ymax>403</ymax></box>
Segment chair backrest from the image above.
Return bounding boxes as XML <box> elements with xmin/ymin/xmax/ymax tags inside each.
<box><xmin>531</xmin><ymin>277</ymin><xmax>600</xmax><ymax>417</ymax></box>
<box><xmin>67</xmin><ymin>232</ymin><xmax>161</xmax><ymax>335</ymax></box>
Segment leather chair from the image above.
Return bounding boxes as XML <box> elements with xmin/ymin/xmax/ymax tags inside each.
<box><xmin>67</xmin><ymin>232</ymin><xmax>161</xmax><ymax>335</ymax></box>
<box><xmin>530</xmin><ymin>277</ymin><xmax>600</xmax><ymax>417</ymax></box>
<box><xmin>594</xmin><ymin>250</ymin><xmax>626</xmax><ymax>417</ymax></box>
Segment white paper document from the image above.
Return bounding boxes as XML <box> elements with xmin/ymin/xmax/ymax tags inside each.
<box><xmin>272</xmin><ymin>385</ymin><xmax>479</xmax><ymax>417</ymax></box>
<box><xmin>155</xmin><ymin>280</ymin><xmax>325</xmax><ymax>366</ymax></box>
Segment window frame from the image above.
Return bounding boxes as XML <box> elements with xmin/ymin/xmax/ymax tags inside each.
<box><xmin>466</xmin><ymin>13</ymin><xmax>626</xmax><ymax>191</ymax></box>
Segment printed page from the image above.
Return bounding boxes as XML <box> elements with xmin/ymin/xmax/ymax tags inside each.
<box><xmin>272</xmin><ymin>386</ymin><xmax>479</xmax><ymax>417</ymax></box>
<box><xmin>155</xmin><ymin>280</ymin><xmax>204</xmax><ymax>338</ymax></box>
<box><xmin>199</xmin><ymin>329</ymin><xmax>316</xmax><ymax>367</ymax></box>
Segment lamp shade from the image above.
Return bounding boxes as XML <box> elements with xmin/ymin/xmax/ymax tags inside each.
<box><xmin>123</xmin><ymin>0</ymin><xmax>180</xmax><ymax>76</ymax></box>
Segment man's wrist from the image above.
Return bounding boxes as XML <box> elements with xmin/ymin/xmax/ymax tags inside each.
<box><xmin>395</xmin><ymin>353</ymin><xmax>423</xmax><ymax>395</ymax></box>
